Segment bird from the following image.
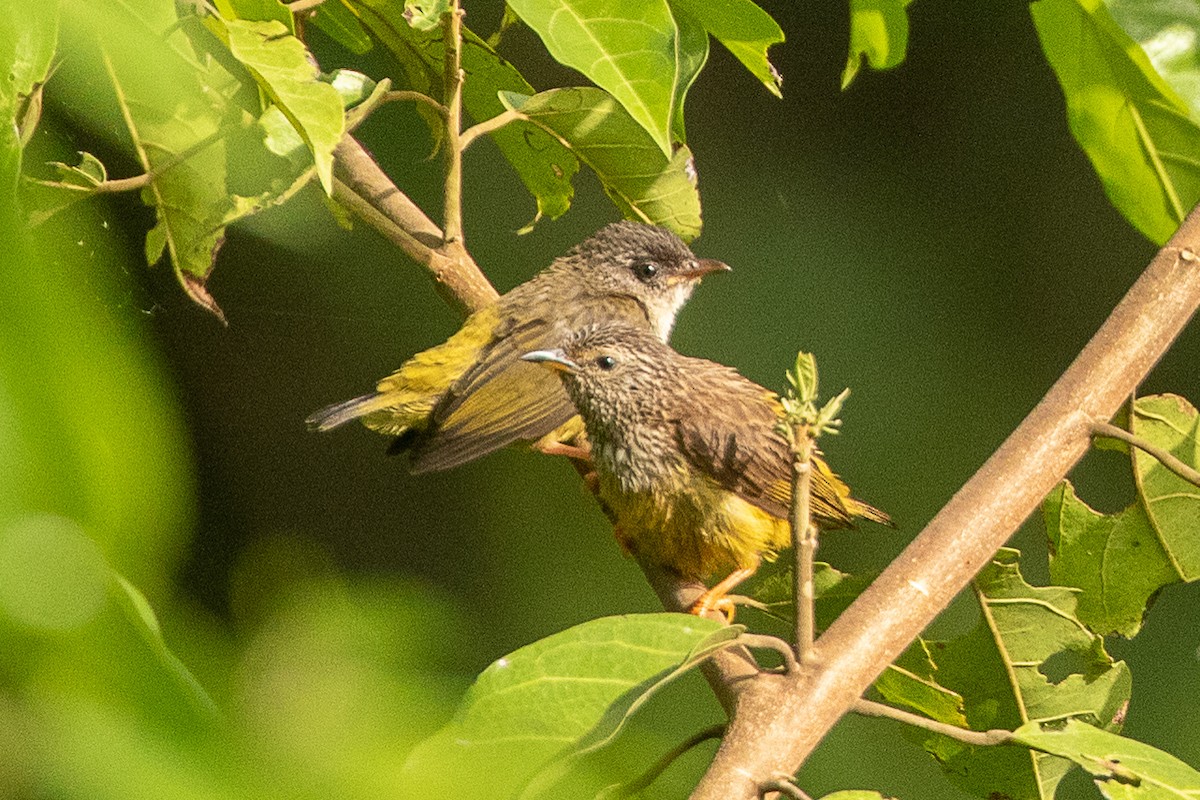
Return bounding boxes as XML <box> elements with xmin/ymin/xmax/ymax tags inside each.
<box><xmin>306</xmin><ymin>221</ymin><xmax>729</xmax><ymax>472</ymax></box>
<box><xmin>522</xmin><ymin>323</ymin><xmax>891</xmax><ymax>617</ymax></box>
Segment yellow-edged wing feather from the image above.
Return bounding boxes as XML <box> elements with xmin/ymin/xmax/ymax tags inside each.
<box><xmin>675</xmin><ymin>368</ymin><xmax>890</xmax><ymax>529</ymax></box>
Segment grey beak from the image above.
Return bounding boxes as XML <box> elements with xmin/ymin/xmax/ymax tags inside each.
<box><xmin>683</xmin><ymin>258</ymin><xmax>731</xmax><ymax>279</ymax></box>
<box><xmin>521</xmin><ymin>349</ymin><xmax>581</xmax><ymax>374</ymax></box>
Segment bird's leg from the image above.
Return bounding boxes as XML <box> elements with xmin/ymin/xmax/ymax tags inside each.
<box><xmin>690</xmin><ymin>560</ymin><xmax>760</xmax><ymax>622</ymax></box>
<box><xmin>536</xmin><ymin>440</ymin><xmax>593</xmax><ymax>463</ymax></box>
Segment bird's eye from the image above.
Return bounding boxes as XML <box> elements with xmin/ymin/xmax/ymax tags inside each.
<box><xmin>632</xmin><ymin>262</ymin><xmax>659</xmax><ymax>281</ymax></box>
<box><xmin>596</xmin><ymin>355</ymin><xmax>617</xmax><ymax>371</ymax></box>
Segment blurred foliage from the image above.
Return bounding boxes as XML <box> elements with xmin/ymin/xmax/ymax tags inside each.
<box><xmin>4</xmin><ymin>0</ymin><xmax>1200</xmax><ymax>799</ymax></box>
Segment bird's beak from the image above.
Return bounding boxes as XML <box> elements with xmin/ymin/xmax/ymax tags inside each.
<box><xmin>521</xmin><ymin>349</ymin><xmax>580</xmax><ymax>374</ymax></box>
<box><xmin>681</xmin><ymin>258</ymin><xmax>731</xmax><ymax>280</ymax></box>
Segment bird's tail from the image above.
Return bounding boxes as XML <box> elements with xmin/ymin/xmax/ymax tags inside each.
<box><xmin>847</xmin><ymin>498</ymin><xmax>894</xmax><ymax>528</ymax></box>
<box><xmin>306</xmin><ymin>392</ymin><xmax>396</xmax><ymax>432</ymax></box>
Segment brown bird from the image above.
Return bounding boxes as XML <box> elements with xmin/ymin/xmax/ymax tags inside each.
<box><xmin>522</xmin><ymin>324</ymin><xmax>891</xmax><ymax>617</ymax></box>
<box><xmin>307</xmin><ymin>222</ymin><xmax>729</xmax><ymax>471</ymax></box>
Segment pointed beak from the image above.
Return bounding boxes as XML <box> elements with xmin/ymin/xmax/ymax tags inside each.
<box><xmin>521</xmin><ymin>349</ymin><xmax>580</xmax><ymax>374</ymax></box>
<box><xmin>681</xmin><ymin>258</ymin><xmax>731</xmax><ymax>280</ymax></box>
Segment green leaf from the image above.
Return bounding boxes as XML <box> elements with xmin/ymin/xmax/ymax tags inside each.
<box><xmin>501</xmin><ymin>88</ymin><xmax>702</xmax><ymax>240</ymax></box>
<box><xmin>22</xmin><ymin>151</ymin><xmax>110</xmax><ymax>226</ymax></box>
<box><xmin>403</xmin><ymin>0</ymin><xmax>448</xmax><ymax>31</ymax></box>
<box><xmin>99</xmin><ymin>27</ymin><xmax>240</xmax><ymax>321</ymax></box>
<box><xmin>1105</xmin><ymin>0</ymin><xmax>1200</xmax><ymax>116</ymax></box>
<box><xmin>873</xmin><ymin>640</ymin><xmax>968</xmax><ymax>728</ymax></box>
<box><xmin>110</xmin><ymin>574</ymin><xmax>220</xmax><ymax>719</ymax></box>
<box><xmin>790</xmin><ymin>351</ymin><xmax>819</xmax><ymax>405</ymax></box>
<box><xmin>505</xmin><ymin>0</ymin><xmax>695</xmax><ymax>157</ymax></box>
<box><xmin>1031</xmin><ymin>0</ymin><xmax>1200</xmax><ymax>244</ymax></box>
<box><xmin>921</xmin><ymin>549</ymin><xmax>1131</xmax><ymax>800</ymax></box>
<box><xmin>351</xmin><ymin>0</ymin><xmax>578</xmax><ymax>228</ymax></box>
<box><xmin>0</xmin><ymin>0</ymin><xmax>59</xmax><ymax>166</ymax></box>
<box><xmin>214</xmin><ymin>0</ymin><xmax>295</xmax><ymax>31</ymax></box>
<box><xmin>403</xmin><ymin>613</ymin><xmax>729</xmax><ymax>798</ymax></box>
<box><xmin>668</xmin><ymin>0</ymin><xmax>783</xmax><ymax>97</ymax></box>
<box><xmin>224</xmin><ymin>19</ymin><xmax>345</xmax><ymax>194</ymax></box>
<box><xmin>1014</xmin><ymin>719</ymin><xmax>1200</xmax><ymax>799</ymax></box>
<box><xmin>842</xmin><ymin>0</ymin><xmax>912</xmax><ymax>90</ymax></box>
<box><xmin>310</xmin><ymin>0</ymin><xmax>374</xmax><ymax>54</ymax></box>
<box><xmin>1045</xmin><ymin>394</ymin><xmax>1200</xmax><ymax>637</ymax></box>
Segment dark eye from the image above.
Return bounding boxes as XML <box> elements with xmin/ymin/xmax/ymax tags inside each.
<box><xmin>596</xmin><ymin>355</ymin><xmax>617</xmax><ymax>371</ymax></box>
<box><xmin>632</xmin><ymin>262</ymin><xmax>659</xmax><ymax>282</ymax></box>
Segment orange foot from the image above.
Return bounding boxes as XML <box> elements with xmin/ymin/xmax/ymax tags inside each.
<box><xmin>688</xmin><ymin>563</ymin><xmax>759</xmax><ymax>624</ymax></box>
<box><xmin>538</xmin><ymin>440</ymin><xmax>593</xmax><ymax>463</ymax></box>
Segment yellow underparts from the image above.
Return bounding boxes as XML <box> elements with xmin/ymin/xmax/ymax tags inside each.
<box><xmin>603</xmin><ymin>467</ymin><xmax>790</xmax><ymax>582</ymax></box>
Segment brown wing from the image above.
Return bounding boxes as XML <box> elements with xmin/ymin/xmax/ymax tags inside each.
<box><xmin>675</xmin><ymin>366</ymin><xmax>883</xmax><ymax>528</ymax></box>
<box><xmin>406</xmin><ymin>316</ymin><xmax>577</xmax><ymax>473</ymax></box>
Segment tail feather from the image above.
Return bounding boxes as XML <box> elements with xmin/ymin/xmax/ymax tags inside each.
<box><xmin>849</xmin><ymin>498</ymin><xmax>894</xmax><ymax>528</ymax></box>
<box><xmin>306</xmin><ymin>393</ymin><xmax>394</xmax><ymax>432</ymax></box>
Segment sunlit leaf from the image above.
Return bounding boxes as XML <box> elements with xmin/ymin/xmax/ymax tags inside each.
<box><xmin>403</xmin><ymin>613</ymin><xmax>729</xmax><ymax>798</ymax></box>
<box><xmin>505</xmin><ymin>0</ymin><xmax>694</xmax><ymax>157</ymax></box>
<box><xmin>214</xmin><ymin>0</ymin><xmax>295</xmax><ymax>31</ymax></box>
<box><xmin>403</xmin><ymin>0</ymin><xmax>448</xmax><ymax>31</ymax></box>
<box><xmin>1045</xmin><ymin>394</ymin><xmax>1200</xmax><ymax>637</ymax></box>
<box><xmin>668</xmin><ymin>0</ymin><xmax>783</xmax><ymax>97</ymax></box>
<box><xmin>224</xmin><ymin>19</ymin><xmax>345</xmax><ymax>193</ymax></box>
<box><xmin>1015</xmin><ymin>719</ymin><xmax>1200</xmax><ymax>799</ymax></box>
<box><xmin>0</xmin><ymin>0</ymin><xmax>60</xmax><ymax>178</ymax></box>
<box><xmin>919</xmin><ymin>549</ymin><xmax>1131</xmax><ymax>800</ymax></box>
<box><xmin>842</xmin><ymin>0</ymin><xmax>912</xmax><ymax>90</ymax></box>
<box><xmin>501</xmin><ymin>88</ymin><xmax>702</xmax><ymax>240</ymax></box>
<box><xmin>1032</xmin><ymin>0</ymin><xmax>1200</xmax><ymax>244</ymax></box>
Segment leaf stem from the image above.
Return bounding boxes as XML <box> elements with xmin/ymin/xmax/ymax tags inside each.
<box><xmin>1091</xmin><ymin>420</ymin><xmax>1200</xmax><ymax>488</ymax></box>
<box><xmin>441</xmin><ymin>0</ymin><xmax>465</xmax><ymax>245</ymax></box>
<box><xmin>739</xmin><ymin>633</ymin><xmax>800</xmax><ymax>674</ymax></box>
<box><xmin>286</xmin><ymin>0</ymin><xmax>327</xmax><ymax>13</ymax></box>
<box><xmin>460</xmin><ymin>108</ymin><xmax>521</xmax><ymax>151</ymax></box>
<box><xmin>852</xmin><ymin>699</ymin><xmax>1014</xmax><ymax>747</ymax></box>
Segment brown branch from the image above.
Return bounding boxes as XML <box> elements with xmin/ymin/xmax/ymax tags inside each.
<box><xmin>686</xmin><ymin>207</ymin><xmax>1200</xmax><ymax>799</ymax></box>
<box><xmin>331</xmin><ymin>136</ymin><xmax>497</xmax><ymax>315</ymax></box>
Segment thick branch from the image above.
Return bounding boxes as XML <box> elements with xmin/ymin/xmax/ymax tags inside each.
<box><xmin>690</xmin><ymin>209</ymin><xmax>1200</xmax><ymax>799</ymax></box>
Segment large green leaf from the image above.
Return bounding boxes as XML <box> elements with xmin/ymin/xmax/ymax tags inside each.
<box><xmin>351</xmin><ymin>0</ymin><xmax>578</xmax><ymax>227</ymax></box>
<box><xmin>223</xmin><ymin>19</ymin><xmax>345</xmax><ymax>194</ymax></box>
<box><xmin>505</xmin><ymin>0</ymin><xmax>694</xmax><ymax>157</ymax></box>
<box><xmin>500</xmin><ymin>88</ymin><xmax>702</xmax><ymax>240</ymax></box>
<box><xmin>1031</xmin><ymin>0</ymin><xmax>1200</xmax><ymax>244</ymax></box>
<box><xmin>1015</xmin><ymin>719</ymin><xmax>1200</xmax><ymax>800</ymax></box>
<box><xmin>1045</xmin><ymin>394</ymin><xmax>1200</xmax><ymax>637</ymax></box>
<box><xmin>667</xmin><ymin>0</ymin><xmax>783</xmax><ymax>97</ymax></box>
<box><xmin>842</xmin><ymin>0</ymin><xmax>912</xmax><ymax>90</ymax></box>
<box><xmin>403</xmin><ymin>613</ymin><xmax>731</xmax><ymax>798</ymax></box>
<box><xmin>919</xmin><ymin>549</ymin><xmax>1130</xmax><ymax>800</ymax></box>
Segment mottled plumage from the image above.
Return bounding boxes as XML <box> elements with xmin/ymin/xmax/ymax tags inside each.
<box><xmin>307</xmin><ymin>222</ymin><xmax>728</xmax><ymax>472</ymax></box>
<box><xmin>523</xmin><ymin>324</ymin><xmax>890</xmax><ymax>612</ymax></box>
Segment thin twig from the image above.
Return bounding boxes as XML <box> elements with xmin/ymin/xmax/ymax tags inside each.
<box><xmin>1091</xmin><ymin>420</ymin><xmax>1200</xmax><ymax>487</ymax></box>
<box><xmin>441</xmin><ymin>0</ymin><xmax>465</xmax><ymax>244</ymax></box>
<box><xmin>790</xmin><ymin>428</ymin><xmax>816</xmax><ymax>664</ymax></box>
<box><xmin>690</xmin><ymin>216</ymin><xmax>1200</xmax><ymax>799</ymax></box>
<box><xmin>344</xmin><ymin>78</ymin><xmax>393</xmax><ymax>134</ymax></box>
<box><xmin>739</xmin><ymin>634</ymin><xmax>799</xmax><ymax>674</ymax></box>
<box><xmin>381</xmin><ymin>89</ymin><xmax>449</xmax><ymax>118</ymax></box>
<box><xmin>460</xmin><ymin>108</ymin><xmax>522</xmax><ymax>151</ymax></box>
<box><xmin>611</xmin><ymin>725</ymin><xmax>726</xmax><ymax>798</ymax></box>
<box><xmin>758</xmin><ymin>778</ymin><xmax>811</xmax><ymax>800</ymax></box>
<box><xmin>852</xmin><ymin>699</ymin><xmax>1013</xmax><ymax>747</ymax></box>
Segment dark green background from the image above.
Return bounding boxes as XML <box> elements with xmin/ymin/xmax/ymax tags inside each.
<box><xmin>10</xmin><ymin>0</ymin><xmax>1200</xmax><ymax>797</ymax></box>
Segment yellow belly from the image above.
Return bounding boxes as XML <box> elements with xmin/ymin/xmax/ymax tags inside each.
<box><xmin>602</xmin><ymin>468</ymin><xmax>791</xmax><ymax>581</ymax></box>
